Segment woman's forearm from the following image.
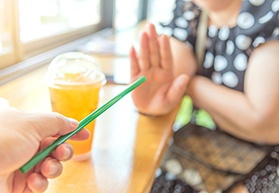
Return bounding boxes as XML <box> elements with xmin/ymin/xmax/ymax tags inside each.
<box><xmin>186</xmin><ymin>41</ymin><xmax>279</xmax><ymax>144</ymax></box>
<box><xmin>187</xmin><ymin>76</ymin><xmax>274</xmax><ymax>143</ymax></box>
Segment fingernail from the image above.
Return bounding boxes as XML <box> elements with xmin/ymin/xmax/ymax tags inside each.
<box><xmin>34</xmin><ymin>177</ymin><xmax>44</xmax><ymax>188</ymax></box>
<box><xmin>63</xmin><ymin>147</ymin><xmax>72</xmax><ymax>160</ymax></box>
<box><xmin>49</xmin><ymin>164</ymin><xmax>59</xmax><ymax>176</ymax></box>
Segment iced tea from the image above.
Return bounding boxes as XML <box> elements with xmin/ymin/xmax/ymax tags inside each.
<box><xmin>46</xmin><ymin>52</ymin><xmax>106</xmax><ymax>160</ymax></box>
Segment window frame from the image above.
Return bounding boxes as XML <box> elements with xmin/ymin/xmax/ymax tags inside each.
<box><xmin>0</xmin><ymin>0</ymin><xmax>22</xmax><ymax>69</ymax></box>
<box><xmin>0</xmin><ymin>0</ymin><xmax>114</xmax><ymax>69</ymax></box>
<box><xmin>23</xmin><ymin>0</ymin><xmax>115</xmax><ymax>58</ymax></box>
<box><xmin>0</xmin><ymin>0</ymin><xmax>114</xmax><ymax>84</ymax></box>
<box><xmin>138</xmin><ymin>0</ymin><xmax>148</xmax><ymax>22</ymax></box>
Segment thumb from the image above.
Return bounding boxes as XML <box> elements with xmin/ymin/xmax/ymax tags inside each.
<box><xmin>167</xmin><ymin>74</ymin><xmax>189</xmax><ymax>105</ymax></box>
<box><xmin>27</xmin><ymin>112</ymin><xmax>79</xmax><ymax>140</ymax></box>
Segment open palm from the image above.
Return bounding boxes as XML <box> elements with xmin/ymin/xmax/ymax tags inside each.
<box><xmin>130</xmin><ymin>23</ymin><xmax>189</xmax><ymax>116</ymax></box>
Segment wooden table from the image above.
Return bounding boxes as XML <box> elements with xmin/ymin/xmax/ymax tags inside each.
<box><xmin>0</xmin><ymin>56</ymin><xmax>178</xmax><ymax>193</ymax></box>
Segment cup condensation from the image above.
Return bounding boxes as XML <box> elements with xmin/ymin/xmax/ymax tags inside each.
<box><xmin>45</xmin><ymin>52</ymin><xmax>106</xmax><ymax>161</ymax></box>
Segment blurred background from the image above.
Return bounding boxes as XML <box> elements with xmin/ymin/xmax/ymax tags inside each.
<box><xmin>0</xmin><ymin>0</ymin><xmax>174</xmax><ymax>84</ymax></box>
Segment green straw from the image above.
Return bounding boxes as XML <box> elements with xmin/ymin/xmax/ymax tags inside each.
<box><xmin>20</xmin><ymin>76</ymin><xmax>146</xmax><ymax>173</ymax></box>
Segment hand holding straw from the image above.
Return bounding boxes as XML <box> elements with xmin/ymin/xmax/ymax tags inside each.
<box><xmin>20</xmin><ymin>76</ymin><xmax>146</xmax><ymax>173</ymax></box>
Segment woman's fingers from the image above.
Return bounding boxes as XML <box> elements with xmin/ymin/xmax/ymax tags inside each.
<box><xmin>131</xmin><ymin>23</ymin><xmax>170</xmax><ymax>74</ymax></box>
<box><xmin>159</xmin><ymin>34</ymin><xmax>173</xmax><ymax>70</ymax></box>
<box><xmin>146</xmin><ymin>23</ymin><xmax>160</xmax><ymax>67</ymax></box>
<box><xmin>129</xmin><ymin>46</ymin><xmax>140</xmax><ymax>78</ymax></box>
<box><xmin>138</xmin><ymin>31</ymin><xmax>150</xmax><ymax>71</ymax></box>
<box><xmin>167</xmin><ymin>74</ymin><xmax>189</xmax><ymax>105</ymax></box>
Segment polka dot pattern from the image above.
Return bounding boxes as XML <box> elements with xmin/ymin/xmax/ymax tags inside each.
<box><xmin>175</xmin><ymin>17</ymin><xmax>188</xmax><ymax>28</ymax></box>
<box><xmin>204</xmin><ymin>52</ymin><xmax>214</xmax><ymax>68</ymax></box>
<box><xmin>234</xmin><ymin>54</ymin><xmax>248</xmax><ymax>71</ymax></box>
<box><xmin>208</xmin><ymin>25</ymin><xmax>218</xmax><ymax>37</ymax></box>
<box><xmin>273</xmin><ymin>28</ymin><xmax>279</xmax><ymax>36</ymax></box>
<box><xmin>212</xmin><ymin>72</ymin><xmax>222</xmax><ymax>84</ymax></box>
<box><xmin>226</xmin><ymin>40</ymin><xmax>235</xmax><ymax>55</ymax></box>
<box><xmin>161</xmin><ymin>0</ymin><xmax>279</xmax><ymax>91</ymax></box>
<box><xmin>259</xmin><ymin>11</ymin><xmax>273</xmax><ymax>24</ymax></box>
<box><xmin>173</xmin><ymin>28</ymin><xmax>188</xmax><ymax>41</ymax></box>
<box><xmin>249</xmin><ymin>0</ymin><xmax>265</xmax><ymax>6</ymax></box>
<box><xmin>236</xmin><ymin>35</ymin><xmax>252</xmax><ymax>50</ymax></box>
<box><xmin>161</xmin><ymin>27</ymin><xmax>172</xmax><ymax>36</ymax></box>
<box><xmin>237</xmin><ymin>12</ymin><xmax>255</xmax><ymax>29</ymax></box>
<box><xmin>222</xmin><ymin>72</ymin><xmax>239</xmax><ymax>88</ymax></box>
<box><xmin>272</xmin><ymin>0</ymin><xmax>279</xmax><ymax>12</ymax></box>
<box><xmin>183</xmin><ymin>11</ymin><xmax>195</xmax><ymax>20</ymax></box>
<box><xmin>214</xmin><ymin>55</ymin><xmax>228</xmax><ymax>72</ymax></box>
<box><xmin>253</xmin><ymin>36</ymin><xmax>265</xmax><ymax>47</ymax></box>
<box><xmin>218</xmin><ymin>26</ymin><xmax>230</xmax><ymax>41</ymax></box>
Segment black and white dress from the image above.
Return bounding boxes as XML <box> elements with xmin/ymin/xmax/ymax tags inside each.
<box><xmin>151</xmin><ymin>0</ymin><xmax>279</xmax><ymax>193</ymax></box>
<box><xmin>160</xmin><ymin>0</ymin><xmax>279</xmax><ymax>92</ymax></box>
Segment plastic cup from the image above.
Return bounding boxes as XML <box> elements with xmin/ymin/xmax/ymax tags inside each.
<box><xmin>45</xmin><ymin>52</ymin><xmax>106</xmax><ymax>161</ymax></box>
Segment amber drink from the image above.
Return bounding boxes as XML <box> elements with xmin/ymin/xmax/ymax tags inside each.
<box><xmin>45</xmin><ymin>52</ymin><xmax>106</xmax><ymax>161</ymax></box>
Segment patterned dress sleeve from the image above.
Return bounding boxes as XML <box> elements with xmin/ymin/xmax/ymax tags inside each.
<box><xmin>238</xmin><ymin>0</ymin><xmax>279</xmax><ymax>51</ymax></box>
<box><xmin>159</xmin><ymin>0</ymin><xmax>201</xmax><ymax>50</ymax></box>
<box><xmin>199</xmin><ymin>0</ymin><xmax>279</xmax><ymax>92</ymax></box>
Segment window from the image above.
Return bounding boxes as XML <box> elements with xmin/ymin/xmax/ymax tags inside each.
<box><xmin>0</xmin><ymin>0</ymin><xmax>166</xmax><ymax>84</ymax></box>
<box><xmin>114</xmin><ymin>0</ymin><xmax>140</xmax><ymax>31</ymax></box>
<box><xmin>146</xmin><ymin>0</ymin><xmax>175</xmax><ymax>26</ymax></box>
<box><xmin>0</xmin><ymin>0</ymin><xmax>20</xmax><ymax>69</ymax></box>
<box><xmin>19</xmin><ymin>0</ymin><xmax>101</xmax><ymax>43</ymax></box>
<box><xmin>0</xmin><ymin>0</ymin><xmax>113</xmax><ymax>70</ymax></box>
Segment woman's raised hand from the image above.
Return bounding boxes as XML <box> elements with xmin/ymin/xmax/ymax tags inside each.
<box><xmin>129</xmin><ymin>23</ymin><xmax>189</xmax><ymax>116</ymax></box>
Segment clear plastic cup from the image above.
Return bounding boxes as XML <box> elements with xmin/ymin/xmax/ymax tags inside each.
<box><xmin>45</xmin><ymin>52</ymin><xmax>106</xmax><ymax>161</ymax></box>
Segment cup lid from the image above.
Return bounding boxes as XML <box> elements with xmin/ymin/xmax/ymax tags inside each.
<box><xmin>45</xmin><ymin>52</ymin><xmax>106</xmax><ymax>87</ymax></box>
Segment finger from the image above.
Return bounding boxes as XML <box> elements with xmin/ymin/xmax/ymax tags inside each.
<box><xmin>12</xmin><ymin>171</ymin><xmax>29</xmax><ymax>193</ymax></box>
<box><xmin>27</xmin><ymin>112</ymin><xmax>79</xmax><ymax>140</ymax></box>
<box><xmin>34</xmin><ymin>128</ymin><xmax>88</xmax><ymax>163</ymax></box>
<box><xmin>129</xmin><ymin>45</ymin><xmax>140</xmax><ymax>78</ymax></box>
<box><xmin>40</xmin><ymin>157</ymin><xmax>63</xmax><ymax>179</ymax></box>
<box><xmin>31</xmin><ymin>138</ymin><xmax>72</xmax><ymax>175</ymax></box>
<box><xmin>51</xmin><ymin>143</ymin><xmax>74</xmax><ymax>161</ymax></box>
<box><xmin>38</xmin><ymin>137</ymin><xmax>72</xmax><ymax>161</ymax></box>
<box><xmin>32</xmin><ymin>137</ymin><xmax>57</xmax><ymax>174</ymax></box>
<box><xmin>146</xmin><ymin>23</ymin><xmax>160</xmax><ymax>67</ymax></box>
<box><xmin>39</xmin><ymin>137</ymin><xmax>74</xmax><ymax>161</ymax></box>
<box><xmin>167</xmin><ymin>75</ymin><xmax>189</xmax><ymax>105</ymax></box>
<box><xmin>27</xmin><ymin>173</ymin><xmax>48</xmax><ymax>193</ymax></box>
<box><xmin>47</xmin><ymin>128</ymin><xmax>89</xmax><ymax>141</ymax></box>
<box><xmin>159</xmin><ymin>34</ymin><xmax>173</xmax><ymax>70</ymax></box>
<box><xmin>138</xmin><ymin>31</ymin><xmax>150</xmax><ymax>71</ymax></box>
<box><xmin>70</xmin><ymin>128</ymin><xmax>90</xmax><ymax>141</ymax></box>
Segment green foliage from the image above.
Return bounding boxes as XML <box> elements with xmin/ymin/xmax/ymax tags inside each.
<box><xmin>195</xmin><ymin>109</ymin><xmax>216</xmax><ymax>129</ymax></box>
<box><xmin>175</xmin><ymin>96</ymin><xmax>192</xmax><ymax>127</ymax></box>
<box><xmin>175</xmin><ymin>96</ymin><xmax>216</xmax><ymax>129</ymax></box>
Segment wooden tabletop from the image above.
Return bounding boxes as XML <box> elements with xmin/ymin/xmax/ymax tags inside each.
<box><xmin>0</xmin><ymin>56</ymin><xmax>178</xmax><ymax>192</ymax></box>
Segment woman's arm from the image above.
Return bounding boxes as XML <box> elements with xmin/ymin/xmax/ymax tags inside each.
<box><xmin>129</xmin><ymin>23</ymin><xmax>196</xmax><ymax>116</ymax></box>
<box><xmin>170</xmin><ymin>37</ymin><xmax>197</xmax><ymax>78</ymax></box>
<box><xmin>187</xmin><ymin>40</ymin><xmax>279</xmax><ymax>144</ymax></box>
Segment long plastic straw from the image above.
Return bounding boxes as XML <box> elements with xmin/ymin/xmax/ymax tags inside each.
<box><xmin>20</xmin><ymin>76</ymin><xmax>146</xmax><ymax>173</ymax></box>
